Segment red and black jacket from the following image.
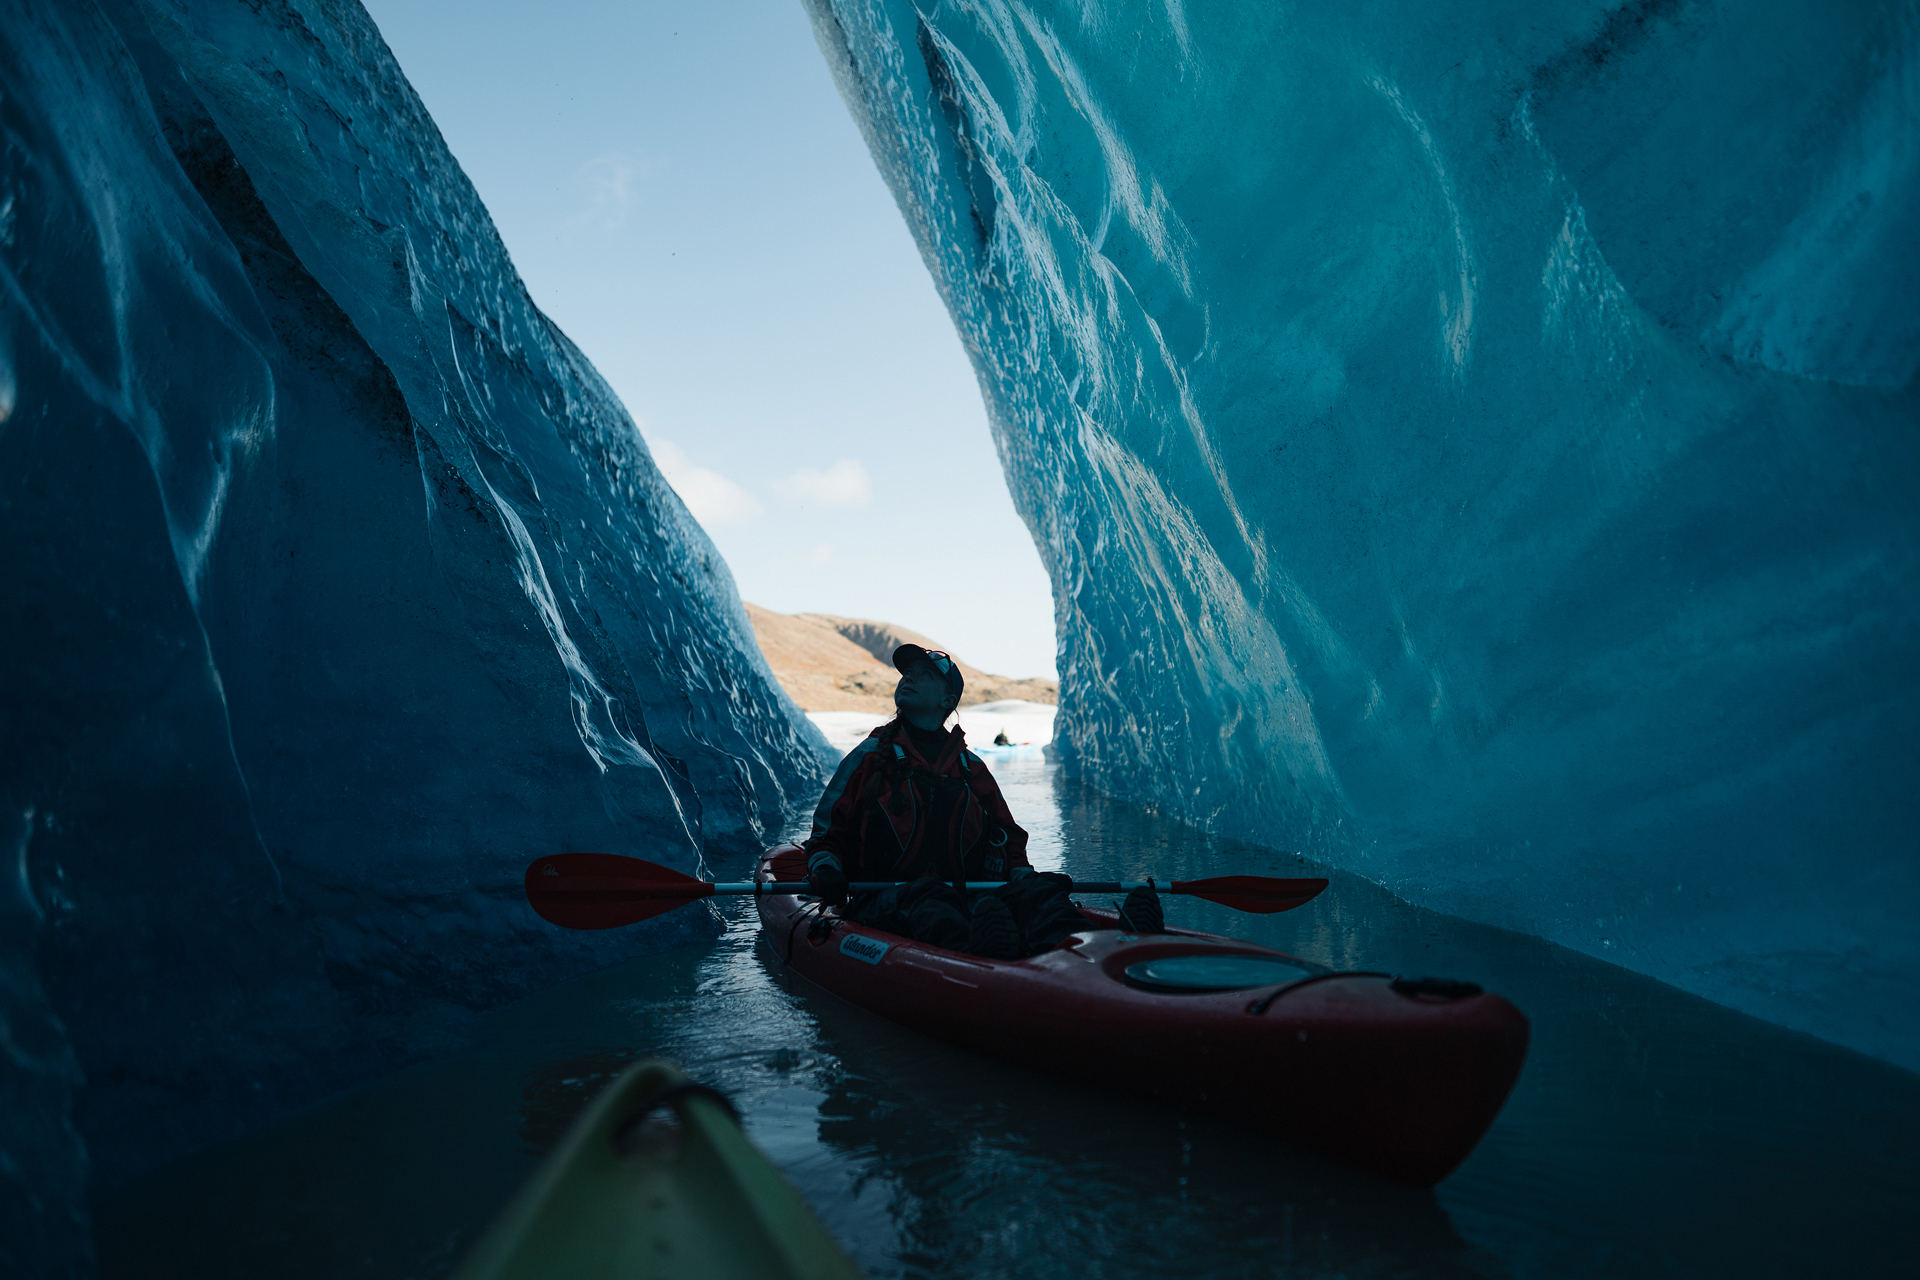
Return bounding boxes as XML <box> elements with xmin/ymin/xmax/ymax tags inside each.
<box><xmin>805</xmin><ymin>720</ymin><xmax>1029</xmax><ymax>883</ymax></box>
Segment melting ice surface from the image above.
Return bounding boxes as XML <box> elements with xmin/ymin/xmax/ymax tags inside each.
<box><xmin>802</xmin><ymin>0</ymin><xmax>1919</xmax><ymax>1069</ymax></box>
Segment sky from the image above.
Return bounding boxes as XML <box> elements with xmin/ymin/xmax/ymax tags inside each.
<box><xmin>360</xmin><ymin>0</ymin><xmax>1059</xmax><ymax>679</ymax></box>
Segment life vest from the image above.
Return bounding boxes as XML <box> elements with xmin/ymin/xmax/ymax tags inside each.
<box><xmin>855</xmin><ymin>734</ymin><xmax>1009</xmax><ymax>881</ymax></box>
<box><xmin>807</xmin><ymin>721</ymin><xmax>1025</xmax><ymax>884</ymax></box>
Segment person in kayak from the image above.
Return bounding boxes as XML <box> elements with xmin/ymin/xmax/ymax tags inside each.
<box><xmin>803</xmin><ymin>644</ymin><xmax>1162</xmax><ymax>957</ymax></box>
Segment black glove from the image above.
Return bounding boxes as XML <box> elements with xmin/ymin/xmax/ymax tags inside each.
<box><xmin>807</xmin><ymin>863</ymin><xmax>849</xmax><ymax>906</ymax></box>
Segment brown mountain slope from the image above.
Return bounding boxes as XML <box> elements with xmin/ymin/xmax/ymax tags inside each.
<box><xmin>744</xmin><ymin>603</ymin><xmax>1057</xmax><ymax>713</ymax></box>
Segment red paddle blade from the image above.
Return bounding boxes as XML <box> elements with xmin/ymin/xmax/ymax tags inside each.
<box><xmin>1170</xmin><ymin>875</ymin><xmax>1328</xmax><ymax>914</ymax></box>
<box><xmin>525</xmin><ymin>853</ymin><xmax>714</xmax><ymax>930</ymax></box>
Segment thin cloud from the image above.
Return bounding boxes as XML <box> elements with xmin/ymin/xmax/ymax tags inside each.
<box><xmin>568</xmin><ymin>154</ymin><xmax>642</xmax><ymax>233</ymax></box>
<box><xmin>649</xmin><ymin>438</ymin><xmax>762</xmax><ymax>527</ymax></box>
<box><xmin>771</xmin><ymin>458</ymin><xmax>871</xmax><ymax>507</ymax></box>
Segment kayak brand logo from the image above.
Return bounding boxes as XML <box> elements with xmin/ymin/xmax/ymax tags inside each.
<box><xmin>839</xmin><ymin>934</ymin><xmax>892</xmax><ymax>965</ymax></box>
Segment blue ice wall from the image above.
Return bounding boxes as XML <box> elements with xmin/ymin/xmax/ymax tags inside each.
<box><xmin>0</xmin><ymin>0</ymin><xmax>826</xmax><ymax>1263</ymax></box>
<box><xmin>805</xmin><ymin>0</ymin><xmax>1919</xmax><ymax>1069</ymax></box>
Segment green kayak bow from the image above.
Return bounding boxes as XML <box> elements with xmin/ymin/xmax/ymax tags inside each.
<box><xmin>454</xmin><ymin>1059</ymin><xmax>862</xmax><ymax>1280</ymax></box>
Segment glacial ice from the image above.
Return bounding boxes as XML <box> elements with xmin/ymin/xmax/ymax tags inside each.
<box><xmin>0</xmin><ymin>0</ymin><xmax>825</xmax><ymax>1264</ymax></box>
<box><xmin>803</xmin><ymin>0</ymin><xmax>1918</xmax><ymax>1069</ymax></box>
<box><xmin>5</xmin><ymin>0</ymin><xmax>1917</xmax><ymax>1270</ymax></box>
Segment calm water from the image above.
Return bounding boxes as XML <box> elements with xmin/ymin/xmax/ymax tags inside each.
<box><xmin>99</xmin><ymin>758</ymin><xmax>1918</xmax><ymax>1278</ymax></box>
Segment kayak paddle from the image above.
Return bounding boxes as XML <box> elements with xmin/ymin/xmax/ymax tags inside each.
<box><xmin>525</xmin><ymin>852</ymin><xmax>1328</xmax><ymax>931</ymax></box>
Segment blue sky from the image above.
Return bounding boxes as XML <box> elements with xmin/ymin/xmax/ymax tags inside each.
<box><xmin>360</xmin><ymin>0</ymin><xmax>1058</xmax><ymax>679</ymax></box>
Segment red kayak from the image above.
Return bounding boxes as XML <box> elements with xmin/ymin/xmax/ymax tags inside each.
<box><xmin>755</xmin><ymin>845</ymin><xmax>1528</xmax><ymax>1186</ymax></box>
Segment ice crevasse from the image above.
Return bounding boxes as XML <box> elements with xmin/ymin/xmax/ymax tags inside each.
<box><xmin>2</xmin><ymin>0</ymin><xmax>1917</xmax><ymax>1270</ymax></box>
<box><xmin>802</xmin><ymin>0</ymin><xmax>1918</xmax><ymax>1069</ymax></box>
<box><xmin>0</xmin><ymin>0</ymin><xmax>828</xmax><ymax>1258</ymax></box>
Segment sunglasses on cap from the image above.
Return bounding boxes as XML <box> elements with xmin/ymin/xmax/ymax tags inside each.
<box><xmin>891</xmin><ymin>643</ymin><xmax>965</xmax><ymax>696</ymax></box>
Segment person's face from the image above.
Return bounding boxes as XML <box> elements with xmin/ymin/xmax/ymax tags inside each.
<box><xmin>894</xmin><ymin>659</ymin><xmax>955</xmax><ymax>719</ymax></box>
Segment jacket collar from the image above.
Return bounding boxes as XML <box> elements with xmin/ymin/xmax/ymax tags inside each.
<box><xmin>889</xmin><ymin>719</ymin><xmax>964</xmax><ymax>771</ymax></box>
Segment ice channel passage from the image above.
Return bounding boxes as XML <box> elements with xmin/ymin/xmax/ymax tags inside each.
<box><xmin>0</xmin><ymin>0</ymin><xmax>829</xmax><ymax>1259</ymax></box>
<box><xmin>4</xmin><ymin>0</ymin><xmax>1917</xmax><ymax>1270</ymax></box>
<box><xmin>802</xmin><ymin>0</ymin><xmax>1919</xmax><ymax>1070</ymax></box>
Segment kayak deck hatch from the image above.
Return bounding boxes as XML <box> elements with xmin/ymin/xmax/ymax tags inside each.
<box><xmin>1121</xmin><ymin>953</ymin><xmax>1320</xmax><ymax>993</ymax></box>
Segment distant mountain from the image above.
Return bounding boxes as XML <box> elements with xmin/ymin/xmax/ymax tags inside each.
<box><xmin>745</xmin><ymin>604</ymin><xmax>1057</xmax><ymax>713</ymax></box>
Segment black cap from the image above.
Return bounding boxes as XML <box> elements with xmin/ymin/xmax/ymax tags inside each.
<box><xmin>892</xmin><ymin>644</ymin><xmax>965</xmax><ymax>702</ymax></box>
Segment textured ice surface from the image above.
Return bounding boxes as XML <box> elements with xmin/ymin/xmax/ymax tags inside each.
<box><xmin>809</xmin><ymin>698</ymin><xmax>1056</xmax><ymax>753</ymax></box>
<box><xmin>0</xmin><ymin>0</ymin><xmax>826</xmax><ymax>1258</ymax></box>
<box><xmin>805</xmin><ymin>0</ymin><xmax>1918</xmax><ymax>1069</ymax></box>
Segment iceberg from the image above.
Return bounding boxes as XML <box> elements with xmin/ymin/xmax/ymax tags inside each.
<box><xmin>0</xmin><ymin>0</ymin><xmax>826</xmax><ymax>1263</ymax></box>
<box><xmin>801</xmin><ymin>0</ymin><xmax>1918</xmax><ymax>1069</ymax></box>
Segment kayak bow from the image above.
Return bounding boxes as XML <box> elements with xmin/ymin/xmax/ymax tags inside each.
<box><xmin>454</xmin><ymin>1059</ymin><xmax>862</xmax><ymax>1280</ymax></box>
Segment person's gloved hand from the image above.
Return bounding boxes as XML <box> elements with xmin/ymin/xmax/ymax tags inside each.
<box><xmin>807</xmin><ymin>863</ymin><xmax>849</xmax><ymax>906</ymax></box>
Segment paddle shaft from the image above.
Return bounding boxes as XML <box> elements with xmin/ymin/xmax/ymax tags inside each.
<box><xmin>524</xmin><ymin>853</ymin><xmax>1327</xmax><ymax>928</ymax></box>
<box><xmin>597</xmin><ymin>880</ymin><xmax>1193</xmax><ymax>897</ymax></box>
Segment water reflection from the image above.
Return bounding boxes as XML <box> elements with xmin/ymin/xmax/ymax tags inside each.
<box><xmin>98</xmin><ymin>760</ymin><xmax>1918</xmax><ymax>1279</ymax></box>
<box><xmin>515</xmin><ymin>1050</ymin><xmax>650</xmax><ymax>1154</ymax></box>
<box><xmin>784</xmin><ymin>959</ymin><xmax>1491</xmax><ymax>1279</ymax></box>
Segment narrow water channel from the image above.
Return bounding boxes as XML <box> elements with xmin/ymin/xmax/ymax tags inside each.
<box><xmin>99</xmin><ymin>757</ymin><xmax>1918</xmax><ymax>1278</ymax></box>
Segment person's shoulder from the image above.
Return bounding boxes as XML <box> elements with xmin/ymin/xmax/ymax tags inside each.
<box><xmin>827</xmin><ymin>734</ymin><xmax>883</xmax><ymax>779</ymax></box>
